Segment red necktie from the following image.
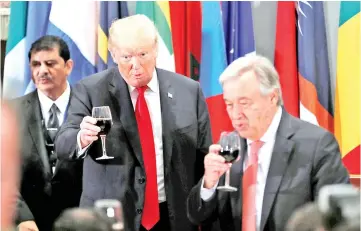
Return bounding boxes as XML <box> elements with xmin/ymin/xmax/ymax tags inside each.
<box><xmin>242</xmin><ymin>140</ymin><xmax>264</xmax><ymax>231</ymax></box>
<box><xmin>135</xmin><ymin>86</ymin><xmax>159</xmax><ymax>230</ymax></box>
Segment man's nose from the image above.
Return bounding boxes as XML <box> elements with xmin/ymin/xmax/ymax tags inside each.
<box><xmin>232</xmin><ymin>104</ymin><xmax>243</xmax><ymax>119</ymax></box>
<box><xmin>130</xmin><ymin>56</ymin><xmax>141</xmax><ymax>70</ymax></box>
<box><xmin>39</xmin><ymin>63</ymin><xmax>49</xmax><ymax>75</ymax></box>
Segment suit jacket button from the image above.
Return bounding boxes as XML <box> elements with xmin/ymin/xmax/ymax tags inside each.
<box><xmin>138</xmin><ymin>177</ymin><xmax>145</xmax><ymax>184</ymax></box>
<box><xmin>136</xmin><ymin>208</ymin><xmax>142</xmax><ymax>214</ymax></box>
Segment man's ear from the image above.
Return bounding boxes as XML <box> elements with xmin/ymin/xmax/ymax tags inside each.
<box><xmin>270</xmin><ymin>90</ymin><xmax>279</xmax><ymax>106</ymax></box>
<box><xmin>65</xmin><ymin>59</ymin><xmax>74</xmax><ymax>75</ymax></box>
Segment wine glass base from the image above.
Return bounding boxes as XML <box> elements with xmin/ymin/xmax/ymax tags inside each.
<box><xmin>96</xmin><ymin>155</ymin><xmax>114</xmax><ymax>160</ymax></box>
<box><xmin>217</xmin><ymin>186</ymin><xmax>238</xmax><ymax>192</ymax></box>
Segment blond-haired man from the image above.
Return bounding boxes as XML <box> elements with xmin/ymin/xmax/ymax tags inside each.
<box><xmin>55</xmin><ymin>14</ymin><xmax>212</xmax><ymax>231</ymax></box>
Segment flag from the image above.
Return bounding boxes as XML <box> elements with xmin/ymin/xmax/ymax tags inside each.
<box><xmin>169</xmin><ymin>1</ymin><xmax>201</xmax><ymax>81</ymax></box>
<box><xmin>221</xmin><ymin>1</ymin><xmax>255</xmax><ymax>64</ymax></box>
<box><xmin>46</xmin><ymin>1</ymin><xmax>97</xmax><ymax>86</ymax></box>
<box><xmin>297</xmin><ymin>1</ymin><xmax>334</xmax><ymax>133</ymax></box>
<box><xmin>335</xmin><ymin>1</ymin><xmax>360</xmax><ymax>175</ymax></box>
<box><xmin>136</xmin><ymin>1</ymin><xmax>175</xmax><ymax>72</ymax></box>
<box><xmin>97</xmin><ymin>1</ymin><xmax>129</xmax><ymax>72</ymax></box>
<box><xmin>200</xmin><ymin>2</ymin><xmax>229</xmax><ymax>142</ymax></box>
<box><xmin>3</xmin><ymin>1</ymin><xmax>29</xmax><ymax>98</ymax></box>
<box><xmin>274</xmin><ymin>2</ymin><xmax>299</xmax><ymax>117</ymax></box>
<box><xmin>3</xmin><ymin>1</ymin><xmax>98</xmax><ymax>99</ymax></box>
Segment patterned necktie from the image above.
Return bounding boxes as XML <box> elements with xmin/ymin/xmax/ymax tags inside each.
<box><xmin>47</xmin><ymin>103</ymin><xmax>59</xmax><ymax>142</ymax></box>
<box><xmin>135</xmin><ymin>86</ymin><xmax>159</xmax><ymax>230</ymax></box>
<box><xmin>242</xmin><ymin>140</ymin><xmax>264</xmax><ymax>231</ymax></box>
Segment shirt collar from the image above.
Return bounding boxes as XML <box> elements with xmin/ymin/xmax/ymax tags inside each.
<box><xmin>37</xmin><ymin>81</ymin><xmax>71</xmax><ymax>114</ymax></box>
<box><xmin>128</xmin><ymin>69</ymin><xmax>159</xmax><ymax>94</ymax></box>
<box><xmin>247</xmin><ymin>106</ymin><xmax>282</xmax><ymax>146</ymax></box>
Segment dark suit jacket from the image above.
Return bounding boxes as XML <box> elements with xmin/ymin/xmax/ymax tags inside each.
<box><xmin>55</xmin><ymin>67</ymin><xmax>213</xmax><ymax>231</ymax></box>
<box><xmin>187</xmin><ymin>109</ymin><xmax>350</xmax><ymax>231</ymax></box>
<box><xmin>12</xmin><ymin>90</ymin><xmax>83</xmax><ymax>231</ymax></box>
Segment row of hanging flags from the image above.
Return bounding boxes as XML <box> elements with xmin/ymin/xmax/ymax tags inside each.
<box><xmin>3</xmin><ymin>1</ymin><xmax>359</xmax><ymax>175</ymax></box>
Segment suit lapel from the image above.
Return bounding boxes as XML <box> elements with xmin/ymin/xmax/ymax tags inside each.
<box><xmin>157</xmin><ymin>69</ymin><xmax>175</xmax><ymax>177</ymax></box>
<box><xmin>27</xmin><ymin>92</ymin><xmax>52</xmax><ymax>177</ymax></box>
<box><xmin>109</xmin><ymin>69</ymin><xmax>144</xmax><ymax>168</ymax></box>
<box><xmin>260</xmin><ymin>111</ymin><xmax>295</xmax><ymax>231</ymax></box>
<box><xmin>230</xmin><ymin>136</ymin><xmax>247</xmax><ymax>218</ymax></box>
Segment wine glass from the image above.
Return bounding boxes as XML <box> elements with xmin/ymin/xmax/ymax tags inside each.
<box><xmin>94</xmin><ymin>199</ymin><xmax>124</xmax><ymax>231</ymax></box>
<box><xmin>92</xmin><ymin>106</ymin><xmax>114</xmax><ymax>160</ymax></box>
<box><xmin>217</xmin><ymin>132</ymin><xmax>241</xmax><ymax>192</ymax></box>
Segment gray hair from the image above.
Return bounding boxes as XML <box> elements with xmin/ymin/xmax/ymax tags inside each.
<box><xmin>108</xmin><ymin>14</ymin><xmax>158</xmax><ymax>51</ymax></box>
<box><xmin>219</xmin><ymin>54</ymin><xmax>284</xmax><ymax>106</ymax></box>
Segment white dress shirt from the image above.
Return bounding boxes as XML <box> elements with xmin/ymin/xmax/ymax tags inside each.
<box><xmin>37</xmin><ymin>82</ymin><xmax>71</xmax><ymax>127</ymax></box>
<box><xmin>128</xmin><ymin>69</ymin><xmax>165</xmax><ymax>203</ymax></box>
<box><xmin>200</xmin><ymin>106</ymin><xmax>283</xmax><ymax>231</ymax></box>
<box><xmin>77</xmin><ymin>70</ymin><xmax>166</xmax><ymax>203</ymax></box>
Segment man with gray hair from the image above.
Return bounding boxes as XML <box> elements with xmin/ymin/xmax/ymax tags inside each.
<box><xmin>187</xmin><ymin>55</ymin><xmax>349</xmax><ymax>231</ymax></box>
<box><xmin>55</xmin><ymin>14</ymin><xmax>212</xmax><ymax>231</ymax></box>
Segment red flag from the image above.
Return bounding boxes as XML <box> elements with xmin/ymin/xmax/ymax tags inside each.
<box><xmin>274</xmin><ymin>1</ymin><xmax>299</xmax><ymax>117</ymax></box>
<box><xmin>170</xmin><ymin>1</ymin><xmax>201</xmax><ymax>81</ymax></box>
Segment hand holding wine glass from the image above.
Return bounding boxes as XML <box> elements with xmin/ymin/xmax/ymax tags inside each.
<box><xmin>217</xmin><ymin>132</ymin><xmax>241</xmax><ymax>192</ymax></box>
<box><xmin>92</xmin><ymin>106</ymin><xmax>114</xmax><ymax>160</ymax></box>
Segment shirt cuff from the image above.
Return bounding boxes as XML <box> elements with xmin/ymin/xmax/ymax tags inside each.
<box><xmin>200</xmin><ymin>177</ymin><xmax>218</xmax><ymax>202</ymax></box>
<box><xmin>77</xmin><ymin>131</ymin><xmax>90</xmax><ymax>158</ymax></box>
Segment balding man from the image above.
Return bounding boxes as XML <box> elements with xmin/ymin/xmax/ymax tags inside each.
<box><xmin>55</xmin><ymin>14</ymin><xmax>212</xmax><ymax>231</ymax></box>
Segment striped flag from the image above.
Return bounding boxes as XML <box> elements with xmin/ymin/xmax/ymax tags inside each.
<box><xmin>335</xmin><ymin>1</ymin><xmax>360</xmax><ymax>175</ymax></box>
<box><xmin>297</xmin><ymin>1</ymin><xmax>334</xmax><ymax>133</ymax></box>
<box><xmin>136</xmin><ymin>1</ymin><xmax>175</xmax><ymax>72</ymax></box>
<box><xmin>3</xmin><ymin>1</ymin><xmax>29</xmax><ymax>99</ymax></box>
<box><xmin>274</xmin><ymin>2</ymin><xmax>299</xmax><ymax>118</ymax></box>
<box><xmin>200</xmin><ymin>2</ymin><xmax>229</xmax><ymax>142</ymax></box>
<box><xmin>3</xmin><ymin>1</ymin><xmax>98</xmax><ymax>99</ymax></box>
<box><xmin>169</xmin><ymin>1</ymin><xmax>201</xmax><ymax>80</ymax></box>
<box><xmin>97</xmin><ymin>1</ymin><xmax>129</xmax><ymax>72</ymax></box>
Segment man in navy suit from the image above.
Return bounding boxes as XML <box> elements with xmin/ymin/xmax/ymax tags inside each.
<box><xmin>55</xmin><ymin>15</ymin><xmax>212</xmax><ymax>231</ymax></box>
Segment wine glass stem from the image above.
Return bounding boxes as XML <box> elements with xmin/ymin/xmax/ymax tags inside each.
<box><xmin>225</xmin><ymin>169</ymin><xmax>231</xmax><ymax>186</ymax></box>
<box><xmin>100</xmin><ymin>135</ymin><xmax>107</xmax><ymax>156</ymax></box>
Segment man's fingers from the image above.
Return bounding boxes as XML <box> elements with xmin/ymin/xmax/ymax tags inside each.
<box><xmin>81</xmin><ymin>122</ymin><xmax>101</xmax><ymax>133</ymax></box>
<box><xmin>83</xmin><ymin>116</ymin><xmax>97</xmax><ymax>124</ymax></box>
<box><xmin>209</xmin><ymin>144</ymin><xmax>222</xmax><ymax>154</ymax></box>
<box><xmin>81</xmin><ymin>128</ymin><xmax>99</xmax><ymax>136</ymax></box>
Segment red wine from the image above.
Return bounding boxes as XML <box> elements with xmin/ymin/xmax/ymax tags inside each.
<box><xmin>220</xmin><ymin>149</ymin><xmax>239</xmax><ymax>163</ymax></box>
<box><xmin>96</xmin><ymin>119</ymin><xmax>112</xmax><ymax>135</ymax></box>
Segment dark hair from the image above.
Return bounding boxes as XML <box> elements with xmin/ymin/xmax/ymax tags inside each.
<box><xmin>28</xmin><ymin>35</ymin><xmax>70</xmax><ymax>62</ymax></box>
<box><xmin>53</xmin><ymin>208</ymin><xmax>112</xmax><ymax>231</ymax></box>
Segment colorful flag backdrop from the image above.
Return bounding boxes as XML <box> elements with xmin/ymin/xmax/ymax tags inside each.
<box><xmin>3</xmin><ymin>1</ymin><xmax>359</xmax><ymax>177</ymax></box>
<box><xmin>335</xmin><ymin>1</ymin><xmax>360</xmax><ymax>175</ymax></box>
<box><xmin>3</xmin><ymin>1</ymin><xmax>97</xmax><ymax>99</ymax></box>
<box><xmin>169</xmin><ymin>1</ymin><xmax>202</xmax><ymax>81</ymax></box>
<box><xmin>274</xmin><ymin>1</ymin><xmax>299</xmax><ymax>118</ymax></box>
<box><xmin>136</xmin><ymin>1</ymin><xmax>175</xmax><ymax>72</ymax></box>
<box><xmin>297</xmin><ymin>1</ymin><xmax>334</xmax><ymax>133</ymax></box>
<box><xmin>97</xmin><ymin>1</ymin><xmax>129</xmax><ymax>72</ymax></box>
<box><xmin>199</xmin><ymin>1</ymin><xmax>228</xmax><ymax>142</ymax></box>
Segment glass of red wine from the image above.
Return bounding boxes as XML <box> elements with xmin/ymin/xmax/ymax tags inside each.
<box><xmin>92</xmin><ymin>106</ymin><xmax>114</xmax><ymax>160</ymax></box>
<box><xmin>217</xmin><ymin>132</ymin><xmax>240</xmax><ymax>192</ymax></box>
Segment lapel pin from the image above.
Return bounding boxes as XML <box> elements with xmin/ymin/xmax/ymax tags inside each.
<box><xmin>168</xmin><ymin>92</ymin><xmax>173</xmax><ymax>99</ymax></box>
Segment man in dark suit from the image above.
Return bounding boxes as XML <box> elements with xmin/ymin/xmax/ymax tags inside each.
<box><xmin>55</xmin><ymin>14</ymin><xmax>212</xmax><ymax>231</ymax></box>
<box><xmin>12</xmin><ymin>35</ymin><xmax>83</xmax><ymax>231</ymax></box>
<box><xmin>187</xmin><ymin>55</ymin><xmax>349</xmax><ymax>231</ymax></box>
